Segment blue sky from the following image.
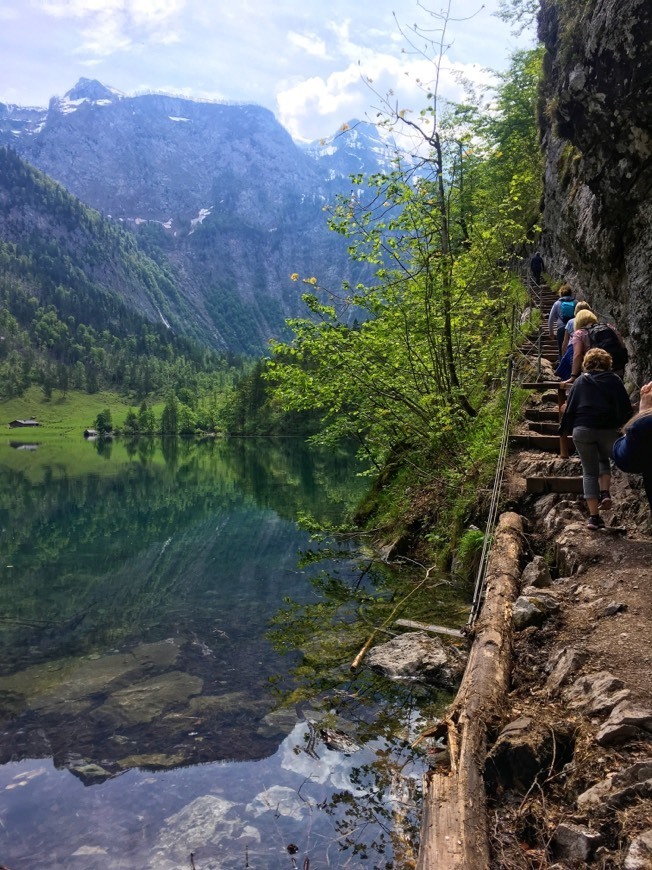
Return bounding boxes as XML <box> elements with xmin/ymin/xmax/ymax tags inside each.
<box><xmin>0</xmin><ymin>0</ymin><xmax>534</xmax><ymax>141</ymax></box>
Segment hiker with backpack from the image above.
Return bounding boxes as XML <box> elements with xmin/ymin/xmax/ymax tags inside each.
<box><xmin>560</xmin><ymin>348</ymin><xmax>633</xmax><ymax>530</ymax></box>
<box><xmin>548</xmin><ymin>284</ymin><xmax>576</xmax><ymax>359</ymax></box>
<box><xmin>612</xmin><ymin>381</ymin><xmax>652</xmax><ymax>516</ymax></box>
<box><xmin>555</xmin><ymin>300</ymin><xmax>593</xmax><ymax>380</ymax></box>
<box><xmin>559</xmin><ymin>309</ymin><xmax>629</xmax><ymax>389</ymax></box>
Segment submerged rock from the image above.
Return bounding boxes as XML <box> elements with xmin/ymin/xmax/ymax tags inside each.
<box><xmin>97</xmin><ymin>671</ymin><xmax>204</xmax><ymax>726</ymax></box>
<box><xmin>246</xmin><ymin>785</ymin><xmax>307</xmax><ymax>820</ymax></box>
<box><xmin>151</xmin><ymin>795</ymin><xmax>257</xmax><ymax>868</ymax></box>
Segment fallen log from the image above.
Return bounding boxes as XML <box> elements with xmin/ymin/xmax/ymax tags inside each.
<box><xmin>416</xmin><ymin>512</ymin><xmax>524</xmax><ymax>870</ymax></box>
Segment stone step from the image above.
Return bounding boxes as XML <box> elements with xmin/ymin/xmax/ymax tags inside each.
<box><xmin>521</xmin><ymin>381</ymin><xmax>563</xmax><ymax>391</ymax></box>
<box><xmin>524</xmin><ymin>409</ymin><xmax>560</xmax><ymax>422</ymax></box>
<box><xmin>526</xmin><ymin>477</ymin><xmax>583</xmax><ymax>494</ymax></box>
<box><xmin>510</xmin><ymin>433</ymin><xmax>566</xmax><ymax>452</ymax></box>
<box><xmin>527</xmin><ymin>421</ymin><xmax>561</xmax><ymax>435</ymax></box>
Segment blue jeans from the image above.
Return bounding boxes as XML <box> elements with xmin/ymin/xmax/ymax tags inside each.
<box><xmin>572</xmin><ymin>427</ymin><xmax>619</xmax><ymax>499</ymax></box>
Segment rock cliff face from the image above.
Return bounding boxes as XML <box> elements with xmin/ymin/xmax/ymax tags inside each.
<box><xmin>538</xmin><ymin>0</ymin><xmax>652</xmax><ymax>382</ymax></box>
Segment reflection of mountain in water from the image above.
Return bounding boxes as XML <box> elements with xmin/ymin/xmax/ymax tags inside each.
<box><xmin>0</xmin><ymin>437</ymin><xmax>367</xmax><ymax>780</ymax></box>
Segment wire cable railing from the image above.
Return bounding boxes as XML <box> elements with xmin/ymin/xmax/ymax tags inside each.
<box><xmin>465</xmin><ymin>275</ymin><xmax>552</xmax><ymax>629</ymax></box>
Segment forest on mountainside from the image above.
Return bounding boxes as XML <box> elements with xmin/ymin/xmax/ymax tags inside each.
<box><xmin>0</xmin><ymin>147</ymin><xmax>244</xmax><ymax>415</ymax></box>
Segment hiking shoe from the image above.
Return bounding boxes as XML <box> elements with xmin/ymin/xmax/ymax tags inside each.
<box><xmin>588</xmin><ymin>515</ymin><xmax>605</xmax><ymax>531</ymax></box>
<box><xmin>599</xmin><ymin>491</ymin><xmax>612</xmax><ymax>510</ymax></box>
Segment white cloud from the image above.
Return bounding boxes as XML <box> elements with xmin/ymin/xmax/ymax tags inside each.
<box><xmin>277</xmin><ymin>39</ymin><xmax>499</xmax><ymax>143</ymax></box>
<box><xmin>37</xmin><ymin>0</ymin><xmax>187</xmax><ymax>57</ymax></box>
<box><xmin>287</xmin><ymin>30</ymin><xmax>328</xmax><ymax>58</ymax></box>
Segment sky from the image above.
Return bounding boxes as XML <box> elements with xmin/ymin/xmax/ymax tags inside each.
<box><xmin>0</xmin><ymin>0</ymin><xmax>534</xmax><ymax>142</ymax></box>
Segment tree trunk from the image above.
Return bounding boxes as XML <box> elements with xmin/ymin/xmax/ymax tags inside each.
<box><xmin>416</xmin><ymin>512</ymin><xmax>524</xmax><ymax>870</ymax></box>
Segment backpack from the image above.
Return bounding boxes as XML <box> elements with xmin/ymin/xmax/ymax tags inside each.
<box><xmin>587</xmin><ymin>323</ymin><xmax>629</xmax><ymax>370</ymax></box>
<box><xmin>559</xmin><ymin>298</ymin><xmax>576</xmax><ymax>324</ymax></box>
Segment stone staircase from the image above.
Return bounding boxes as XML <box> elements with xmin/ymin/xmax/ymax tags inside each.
<box><xmin>513</xmin><ymin>284</ymin><xmax>583</xmax><ymax>496</ymax></box>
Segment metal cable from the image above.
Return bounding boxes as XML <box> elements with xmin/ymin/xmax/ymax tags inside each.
<box><xmin>466</xmin><ymin>355</ymin><xmax>514</xmax><ymax>628</ymax></box>
<box><xmin>466</xmin><ymin>278</ymin><xmax>552</xmax><ymax>628</ymax></box>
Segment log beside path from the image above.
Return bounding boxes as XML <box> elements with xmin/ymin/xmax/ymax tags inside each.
<box><xmin>416</xmin><ymin>512</ymin><xmax>525</xmax><ymax>870</ymax></box>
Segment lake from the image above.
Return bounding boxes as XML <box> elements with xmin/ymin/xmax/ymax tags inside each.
<box><xmin>0</xmin><ymin>435</ymin><xmax>442</xmax><ymax>869</ymax></box>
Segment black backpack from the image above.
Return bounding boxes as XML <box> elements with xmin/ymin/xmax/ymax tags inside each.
<box><xmin>587</xmin><ymin>323</ymin><xmax>629</xmax><ymax>370</ymax></box>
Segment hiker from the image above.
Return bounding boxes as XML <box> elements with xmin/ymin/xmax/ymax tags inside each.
<box><xmin>530</xmin><ymin>251</ymin><xmax>545</xmax><ymax>285</ymax></box>
<box><xmin>612</xmin><ymin>381</ymin><xmax>652</xmax><ymax>515</ymax></box>
<box><xmin>559</xmin><ymin>310</ymin><xmax>628</xmax><ymax>387</ymax></box>
<box><xmin>555</xmin><ymin>301</ymin><xmax>592</xmax><ymax>380</ymax></box>
<box><xmin>548</xmin><ymin>284</ymin><xmax>576</xmax><ymax>359</ymax></box>
<box><xmin>560</xmin><ymin>348</ymin><xmax>633</xmax><ymax>530</ymax></box>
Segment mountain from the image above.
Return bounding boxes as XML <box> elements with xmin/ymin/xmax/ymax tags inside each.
<box><xmin>1</xmin><ymin>80</ymin><xmax>397</xmax><ymax>354</ymax></box>
<box><xmin>0</xmin><ymin>146</ymin><xmax>226</xmax><ymax>398</ymax></box>
<box><xmin>301</xmin><ymin>119</ymin><xmax>399</xmax><ymax>182</ymax></box>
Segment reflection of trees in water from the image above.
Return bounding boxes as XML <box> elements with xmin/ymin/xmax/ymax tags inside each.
<box><xmin>268</xmin><ymin>554</ymin><xmax>463</xmax><ymax>866</ymax></box>
<box><xmin>0</xmin><ymin>439</ymin><xmax>367</xmax><ymax>673</ymax></box>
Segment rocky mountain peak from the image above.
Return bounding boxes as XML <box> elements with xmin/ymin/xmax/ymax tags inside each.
<box><xmin>64</xmin><ymin>78</ymin><xmax>122</xmax><ymax>103</ymax></box>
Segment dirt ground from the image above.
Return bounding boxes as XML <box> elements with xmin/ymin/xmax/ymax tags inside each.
<box><xmin>488</xmin><ymin>440</ymin><xmax>652</xmax><ymax>868</ymax></box>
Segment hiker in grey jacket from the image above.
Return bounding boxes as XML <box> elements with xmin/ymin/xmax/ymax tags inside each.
<box><xmin>548</xmin><ymin>284</ymin><xmax>576</xmax><ymax>358</ymax></box>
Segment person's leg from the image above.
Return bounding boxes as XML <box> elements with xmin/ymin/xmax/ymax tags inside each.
<box><xmin>595</xmin><ymin>429</ymin><xmax>619</xmax><ymax>510</ymax></box>
<box><xmin>642</xmin><ymin>469</ymin><xmax>652</xmax><ymax>515</ymax></box>
<box><xmin>572</xmin><ymin>427</ymin><xmax>601</xmax><ymax>522</ymax></box>
<box><xmin>556</xmin><ymin>324</ymin><xmax>566</xmax><ymax>358</ymax></box>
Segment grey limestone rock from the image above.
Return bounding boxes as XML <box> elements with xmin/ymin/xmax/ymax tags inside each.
<box><xmin>520</xmin><ymin>556</ymin><xmax>553</xmax><ymax>588</ymax></box>
<box><xmin>596</xmin><ymin>700</ymin><xmax>652</xmax><ymax>746</ymax></box>
<box><xmin>564</xmin><ymin>671</ymin><xmax>630</xmax><ymax>716</ymax></box>
<box><xmin>365</xmin><ymin>631</ymin><xmax>465</xmax><ymax>689</ymax></box>
<box><xmin>552</xmin><ymin>821</ymin><xmax>602</xmax><ymax>862</ymax></box>
<box><xmin>545</xmin><ymin>647</ymin><xmax>589</xmax><ymax>697</ymax></box>
<box><xmin>513</xmin><ymin>596</ymin><xmax>546</xmax><ymax>630</ymax></box>
<box><xmin>577</xmin><ymin>760</ymin><xmax>652</xmax><ymax>810</ymax></box>
<box><xmin>624</xmin><ymin>829</ymin><xmax>652</xmax><ymax>870</ymax></box>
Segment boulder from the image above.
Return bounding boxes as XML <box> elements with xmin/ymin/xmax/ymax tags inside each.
<box><xmin>564</xmin><ymin>671</ymin><xmax>631</xmax><ymax>716</ymax></box>
<box><xmin>513</xmin><ymin>596</ymin><xmax>545</xmax><ymax>630</ymax></box>
<box><xmin>624</xmin><ymin>830</ymin><xmax>652</xmax><ymax>870</ymax></box>
<box><xmin>577</xmin><ymin>760</ymin><xmax>652</xmax><ymax>810</ymax></box>
<box><xmin>545</xmin><ymin>647</ymin><xmax>589</xmax><ymax>697</ymax></box>
<box><xmin>596</xmin><ymin>701</ymin><xmax>652</xmax><ymax>746</ymax></box>
<box><xmin>365</xmin><ymin>632</ymin><xmax>466</xmax><ymax>689</ymax></box>
<box><xmin>520</xmin><ymin>555</ymin><xmax>553</xmax><ymax>588</ymax></box>
<box><xmin>551</xmin><ymin>822</ymin><xmax>602</xmax><ymax>863</ymax></box>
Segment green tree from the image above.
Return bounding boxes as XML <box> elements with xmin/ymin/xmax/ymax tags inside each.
<box><xmin>123</xmin><ymin>409</ymin><xmax>140</xmax><ymax>437</ymax></box>
<box><xmin>267</xmin><ymin>42</ymin><xmax>543</xmax><ymax>470</ymax></box>
<box><xmin>160</xmin><ymin>395</ymin><xmax>179</xmax><ymax>435</ymax></box>
<box><xmin>95</xmin><ymin>408</ymin><xmax>113</xmax><ymax>434</ymax></box>
<box><xmin>137</xmin><ymin>400</ymin><xmax>157</xmax><ymax>435</ymax></box>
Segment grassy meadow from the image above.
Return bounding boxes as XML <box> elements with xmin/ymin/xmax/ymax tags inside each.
<box><xmin>0</xmin><ymin>388</ymin><xmax>168</xmax><ymax>479</ymax></box>
<box><xmin>0</xmin><ymin>387</ymin><xmax>165</xmax><ymax>438</ymax></box>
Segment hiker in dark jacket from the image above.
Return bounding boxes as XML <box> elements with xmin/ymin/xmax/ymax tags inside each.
<box><xmin>612</xmin><ymin>381</ymin><xmax>652</xmax><ymax>515</ymax></box>
<box><xmin>560</xmin><ymin>348</ymin><xmax>633</xmax><ymax>530</ymax></box>
<box><xmin>530</xmin><ymin>251</ymin><xmax>544</xmax><ymax>285</ymax></box>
